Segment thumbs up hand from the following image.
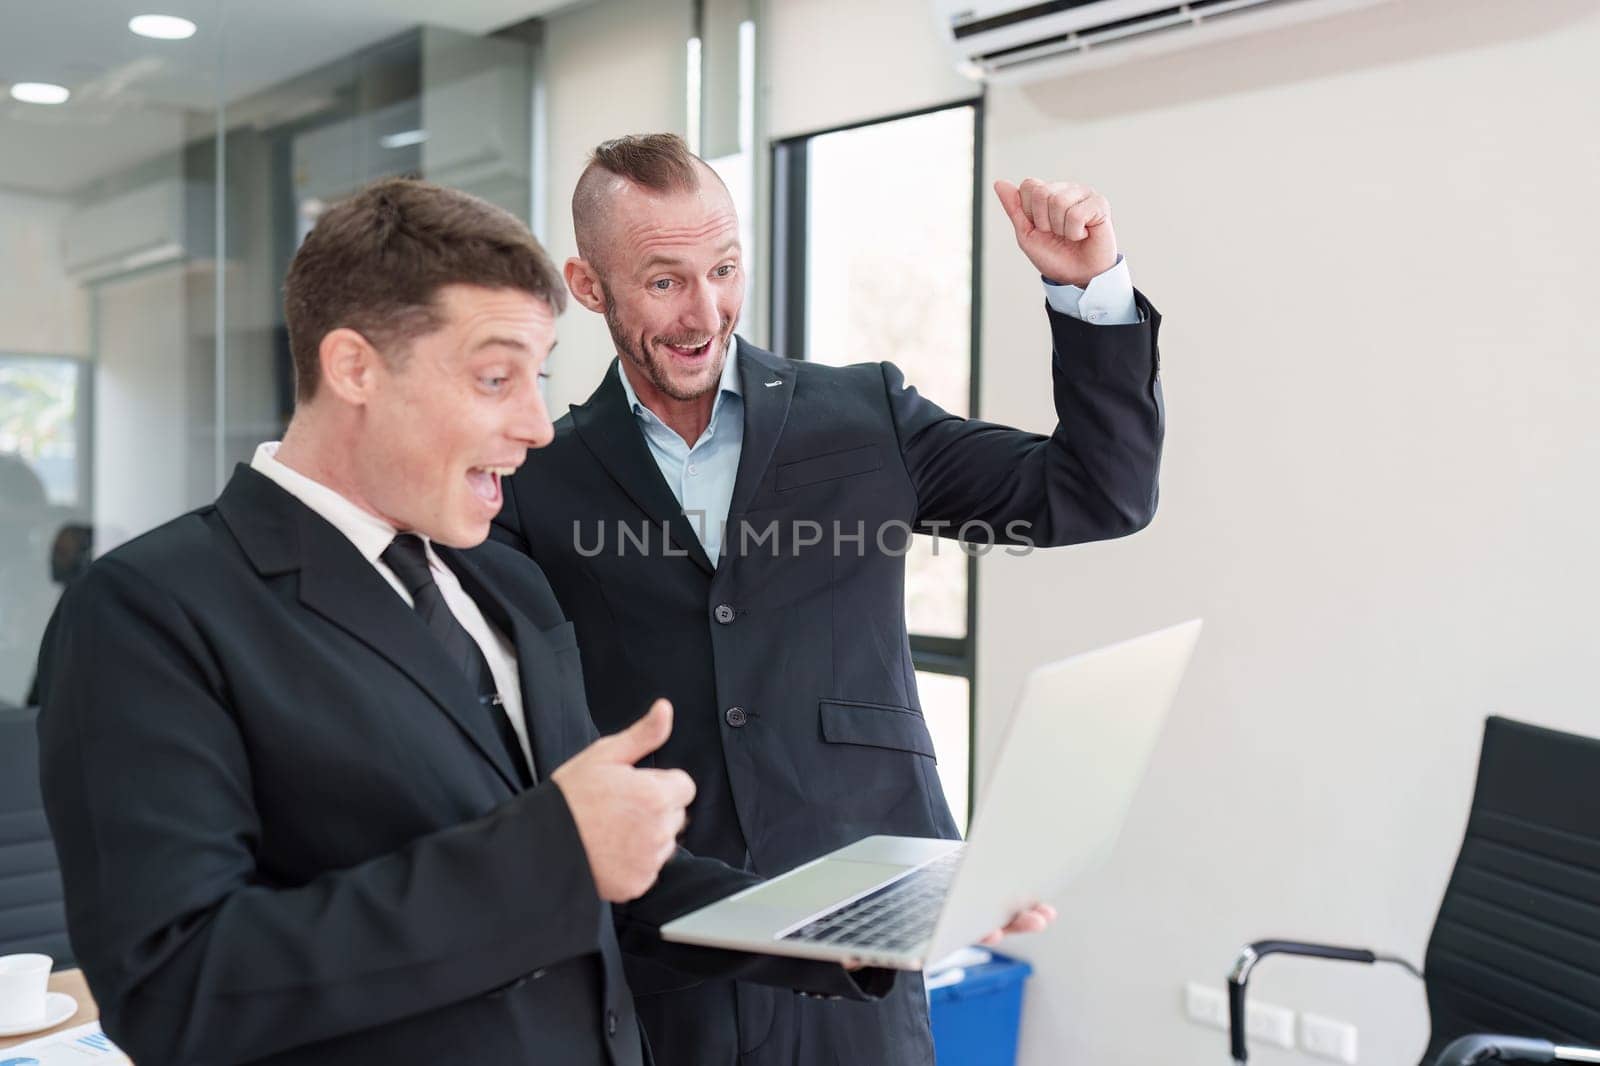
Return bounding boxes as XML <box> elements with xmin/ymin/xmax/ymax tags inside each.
<box><xmin>994</xmin><ymin>178</ymin><xmax>1118</xmax><ymax>288</ymax></box>
<box><xmin>552</xmin><ymin>700</ymin><xmax>698</xmax><ymax>902</ymax></box>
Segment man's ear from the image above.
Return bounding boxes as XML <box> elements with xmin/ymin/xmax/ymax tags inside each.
<box><xmin>317</xmin><ymin>327</ymin><xmax>383</xmax><ymax>406</ymax></box>
<box><xmin>565</xmin><ymin>257</ymin><xmax>608</xmax><ymax>315</ymax></box>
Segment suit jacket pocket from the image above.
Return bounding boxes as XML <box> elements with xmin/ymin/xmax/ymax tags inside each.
<box><xmin>819</xmin><ymin>698</ymin><xmax>936</xmax><ymax>759</ymax></box>
<box><xmin>776</xmin><ymin>445</ymin><xmax>883</xmax><ymax>492</ymax></box>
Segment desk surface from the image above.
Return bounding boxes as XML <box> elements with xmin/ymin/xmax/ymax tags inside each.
<box><xmin>0</xmin><ymin>968</ymin><xmax>101</xmax><ymax>1050</ymax></box>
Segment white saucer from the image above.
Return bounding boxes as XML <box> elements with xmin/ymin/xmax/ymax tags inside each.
<box><xmin>0</xmin><ymin>991</ymin><xmax>77</xmax><ymax>1037</ymax></box>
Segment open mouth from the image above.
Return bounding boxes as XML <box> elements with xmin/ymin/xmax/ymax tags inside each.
<box><xmin>662</xmin><ymin>338</ymin><xmax>713</xmax><ymax>362</ymax></box>
<box><xmin>466</xmin><ymin>464</ymin><xmax>517</xmax><ymax>508</ymax></box>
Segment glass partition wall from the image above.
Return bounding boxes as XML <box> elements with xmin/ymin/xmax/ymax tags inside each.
<box><xmin>0</xmin><ymin>4</ymin><xmax>539</xmax><ymax>707</ymax></box>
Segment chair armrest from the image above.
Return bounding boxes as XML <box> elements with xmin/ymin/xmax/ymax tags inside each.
<box><xmin>1226</xmin><ymin>940</ymin><xmax>1422</xmax><ymax>1064</ymax></box>
<box><xmin>1435</xmin><ymin>1036</ymin><xmax>1600</xmax><ymax>1065</ymax></box>
<box><xmin>1434</xmin><ymin>1035</ymin><xmax>1556</xmax><ymax>1064</ymax></box>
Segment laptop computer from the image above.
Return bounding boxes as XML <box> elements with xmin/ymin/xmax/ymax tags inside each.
<box><xmin>660</xmin><ymin>618</ymin><xmax>1203</xmax><ymax>971</ymax></box>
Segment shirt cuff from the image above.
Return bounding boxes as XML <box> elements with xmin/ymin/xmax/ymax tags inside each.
<box><xmin>1042</xmin><ymin>254</ymin><xmax>1139</xmax><ymax>325</ymax></box>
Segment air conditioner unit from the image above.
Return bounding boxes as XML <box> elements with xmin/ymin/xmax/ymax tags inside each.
<box><xmin>420</xmin><ymin>65</ymin><xmax>530</xmax><ymax>192</ymax></box>
<box><xmin>292</xmin><ymin>97</ymin><xmax>425</xmax><ymax>207</ymax></box>
<box><xmin>937</xmin><ymin>0</ymin><xmax>1395</xmax><ymax>82</ymax></box>
<box><xmin>61</xmin><ymin>177</ymin><xmax>211</xmax><ymax>283</ymax></box>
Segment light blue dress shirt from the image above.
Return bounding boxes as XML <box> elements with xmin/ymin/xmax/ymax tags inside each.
<box><xmin>1042</xmin><ymin>253</ymin><xmax>1139</xmax><ymax>324</ymax></box>
<box><xmin>616</xmin><ymin>349</ymin><xmax>745</xmax><ymax>564</ymax></box>
<box><xmin>617</xmin><ymin>260</ymin><xmax>1138</xmax><ymax>566</ymax></box>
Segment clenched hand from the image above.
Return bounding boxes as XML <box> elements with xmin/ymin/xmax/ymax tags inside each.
<box><xmin>995</xmin><ymin>178</ymin><xmax>1118</xmax><ymax>288</ymax></box>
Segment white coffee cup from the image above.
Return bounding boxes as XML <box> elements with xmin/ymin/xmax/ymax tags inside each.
<box><xmin>0</xmin><ymin>953</ymin><xmax>52</xmax><ymax>1028</ymax></box>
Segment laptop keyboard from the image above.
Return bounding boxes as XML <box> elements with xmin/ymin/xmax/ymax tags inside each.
<box><xmin>779</xmin><ymin>848</ymin><xmax>965</xmax><ymax>954</ymax></box>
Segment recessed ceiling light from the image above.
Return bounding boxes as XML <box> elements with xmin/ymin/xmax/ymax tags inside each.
<box><xmin>10</xmin><ymin>82</ymin><xmax>71</xmax><ymax>105</ymax></box>
<box><xmin>129</xmin><ymin>14</ymin><xmax>198</xmax><ymax>40</ymax></box>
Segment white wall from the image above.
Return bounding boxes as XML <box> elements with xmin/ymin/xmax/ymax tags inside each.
<box><xmin>762</xmin><ymin>0</ymin><xmax>972</xmax><ymax>140</ymax></box>
<box><xmin>761</xmin><ymin>0</ymin><xmax>1600</xmax><ymax>1062</ymax></box>
<box><xmin>0</xmin><ymin>189</ymin><xmax>89</xmax><ymax>357</ymax></box>
<box><xmin>539</xmin><ymin>0</ymin><xmax>693</xmax><ymax>417</ymax></box>
<box><xmin>977</xmin><ymin>1</ymin><xmax>1600</xmax><ymax>1063</ymax></box>
<box><xmin>93</xmin><ymin>267</ymin><xmax>191</xmax><ymax>554</ymax></box>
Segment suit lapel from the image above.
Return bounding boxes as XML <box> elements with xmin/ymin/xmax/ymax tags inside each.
<box><xmin>216</xmin><ymin>468</ymin><xmax>524</xmax><ymax>794</ymax></box>
<box><xmin>728</xmin><ymin>340</ymin><xmax>796</xmax><ymax>519</ymax></box>
<box><xmin>437</xmin><ymin>547</ymin><xmax>569</xmax><ymax>781</ymax></box>
<box><xmin>570</xmin><ymin>361</ymin><xmax>715</xmax><ymax>574</ymax></box>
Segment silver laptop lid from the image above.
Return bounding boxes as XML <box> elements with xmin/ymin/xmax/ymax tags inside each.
<box><xmin>927</xmin><ymin>619</ymin><xmax>1203</xmax><ymax>961</ymax></box>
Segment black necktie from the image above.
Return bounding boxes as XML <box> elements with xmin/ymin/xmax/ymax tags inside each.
<box><xmin>381</xmin><ymin>534</ymin><xmax>533</xmax><ymax>787</ymax></box>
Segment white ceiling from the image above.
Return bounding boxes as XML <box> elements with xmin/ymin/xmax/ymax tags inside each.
<box><xmin>0</xmin><ymin>0</ymin><xmax>581</xmax><ymax>195</ymax></box>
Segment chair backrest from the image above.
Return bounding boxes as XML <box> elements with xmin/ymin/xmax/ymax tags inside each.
<box><xmin>0</xmin><ymin>704</ymin><xmax>73</xmax><ymax>965</ymax></box>
<box><xmin>1422</xmin><ymin>716</ymin><xmax>1600</xmax><ymax>1062</ymax></box>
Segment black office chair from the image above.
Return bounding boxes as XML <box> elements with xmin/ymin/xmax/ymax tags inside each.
<box><xmin>1227</xmin><ymin>717</ymin><xmax>1600</xmax><ymax>1065</ymax></box>
<box><xmin>0</xmin><ymin>702</ymin><xmax>73</xmax><ymax>965</ymax></box>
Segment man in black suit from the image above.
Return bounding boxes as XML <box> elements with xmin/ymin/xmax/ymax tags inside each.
<box><xmin>33</xmin><ymin>178</ymin><xmax>887</xmax><ymax>1066</ymax></box>
<box><xmin>491</xmin><ymin>134</ymin><xmax>1153</xmax><ymax>1064</ymax></box>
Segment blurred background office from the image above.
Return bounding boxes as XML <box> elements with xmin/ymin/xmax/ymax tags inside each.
<box><xmin>1</xmin><ymin>0</ymin><xmax>1596</xmax><ymax>1063</ymax></box>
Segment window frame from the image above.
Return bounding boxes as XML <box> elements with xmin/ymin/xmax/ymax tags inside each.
<box><xmin>768</xmin><ymin>96</ymin><xmax>985</xmax><ymax>824</ymax></box>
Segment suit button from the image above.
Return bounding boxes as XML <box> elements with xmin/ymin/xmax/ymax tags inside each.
<box><xmin>606</xmin><ymin>1009</ymin><xmax>618</xmax><ymax>1037</ymax></box>
<box><xmin>725</xmin><ymin>706</ymin><xmax>748</xmax><ymax>727</ymax></box>
<box><xmin>713</xmin><ymin>603</ymin><xmax>735</xmax><ymax>624</ymax></box>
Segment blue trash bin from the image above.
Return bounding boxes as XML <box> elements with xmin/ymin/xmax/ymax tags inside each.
<box><xmin>928</xmin><ymin>951</ymin><xmax>1034</xmax><ymax>1065</ymax></box>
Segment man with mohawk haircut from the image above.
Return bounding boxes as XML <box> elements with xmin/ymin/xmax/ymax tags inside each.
<box><xmin>495</xmin><ymin>133</ymin><xmax>1161</xmax><ymax>1065</ymax></box>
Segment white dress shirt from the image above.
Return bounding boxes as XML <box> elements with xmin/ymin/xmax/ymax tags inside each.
<box><xmin>249</xmin><ymin>442</ymin><xmax>534</xmax><ymax>776</ymax></box>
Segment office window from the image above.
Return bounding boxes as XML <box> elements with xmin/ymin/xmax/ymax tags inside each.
<box><xmin>771</xmin><ymin>101</ymin><xmax>982</xmax><ymax>832</ymax></box>
<box><xmin>916</xmin><ymin>671</ymin><xmax>972</xmax><ymax>834</ymax></box>
<box><xmin>0</xmin><ymin>356</ymin><xmax>86</xmax><ymax>507</ymax></box>
<box><xmin>0</xmin><ymin>355</ymin><xmax>88</xmax><ymax>702</ymax></box>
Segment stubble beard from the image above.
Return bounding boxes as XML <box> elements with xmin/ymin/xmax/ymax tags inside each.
<box><xmin>603</xmin><ymin>290</ymin><xmax>732</xmax><ymax>404</ymax></box>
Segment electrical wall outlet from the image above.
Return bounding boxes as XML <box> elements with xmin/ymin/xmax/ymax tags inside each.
<box><xmin>1246</xmin><ymin>1000</ymin><xmax>1297</xmax><ymax>1049</ymax></box>
<box><xmin>1302</xmin><ymin>1012</ymin><xmax>1359</xmax><ymax>1063</ymax></box>
<box><xmin>1184</xmin><ymin>981</ymin><xmax>1230</xmax><ymax>1030</ymax></box>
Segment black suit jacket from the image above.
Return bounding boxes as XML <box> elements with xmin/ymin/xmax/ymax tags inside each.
<box><xmin>491</xmin><ymin>299</ymin><xmax>1165</xmax><ymax>1065</ymax></box>
<box><xmin>34</xmin><ymin>466</ymin><xmax>878</xmax><ymax>1066</ymax></box>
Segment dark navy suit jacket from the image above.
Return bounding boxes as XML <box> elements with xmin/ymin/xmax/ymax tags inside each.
<box><xmin>492</xmin><ymin>297</ymin><xmax>1165</xmax><ymax>1065</ymax></box>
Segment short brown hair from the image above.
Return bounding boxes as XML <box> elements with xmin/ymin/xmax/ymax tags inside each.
<box><xmin>572</xmin><ymin>133</ymin><xmax>720</xmax><ymax>265</ymax></box>
<box><xmin>284</xmin><ymin>178</ymin><xmax>565</xmax><ymax>403</ymax></box>
<box><xmin>588</xmin><ymin>133</ymin><xmax>701</xmax><ymax>191</ymax></box>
